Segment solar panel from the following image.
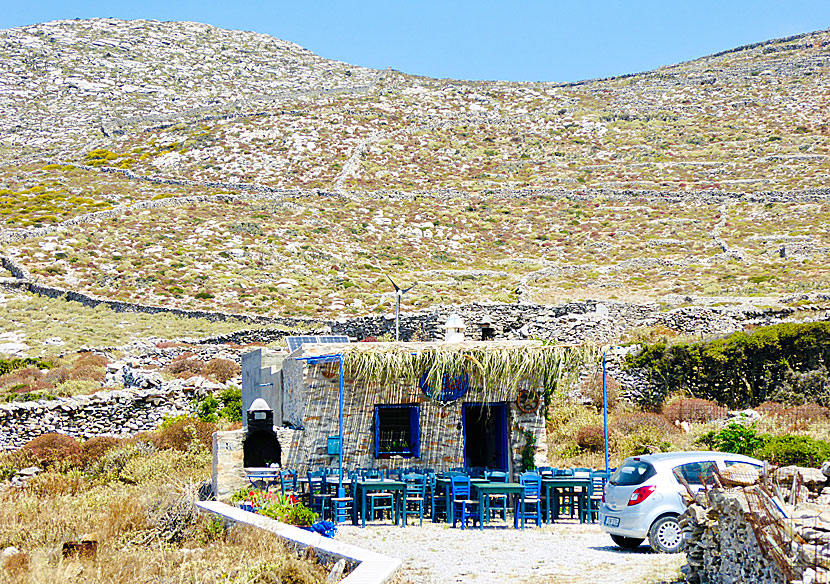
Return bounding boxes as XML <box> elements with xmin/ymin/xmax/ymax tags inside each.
<box><xmin>285</xmin><ymin>335</ymin><xmax>350</xmax><ymax>353</ymax></box>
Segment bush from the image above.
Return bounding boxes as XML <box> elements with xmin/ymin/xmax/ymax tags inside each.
<box><xmin>22</xmin><ymin>433</ymin><xmax>81</xmax><ymax>468</ymax></box>
<box><xmin>204</xmin><ymin>358</ymin><xmax>240</xmax><ymax>383</ymax></box>
<box><xmin>579</xmin><ymin>373</ymin><xmax>619</xmax><ymax>412</ymax></box>
<box><xmin>756</xmin><ymin>434</ymin><xmax>830</xmax><ymax>467</ymax></box>
<box><xmin>695</xmin><ymin>422</ymin><xmax>764</xmax><ymax>456</ymax></box>
<box><xmin>612</xmin><ymin>412</ymin><xmax>675</xmax><ymax>435</ymax></box>
<box><xmin>165</xmin><ymin>357</ymin><xmax>204</xmax><ymax>378</ymax></box>
<box><xmin>79</xmin><ymin>436</ymin><xmax>124</xmax><ymax>468</ymax></box>
<box><xmin>151</xmin><ymin>416</ymin><xmax>216</xmax><ymax>451</ymax></box>
<box><xmin>662</xmin><ymin>397</ymin><xmax>725</xmax><ymax>423</ymax></box>
<box><xmin>625</xmin><ymin>322</ymin><xmax>830</xmax><ymax>409</ymax></box>
<box><xmin>217</xmin><ymin>387</ymin><xmax>242</xmax><ymax>422</ymax></box>
<box><xmin>194</xmin><ymin>387</ymin><xmax>242</xmax><ymax>423</ymax></box>
<box><xmin>575</xmin><ymin>425</ymin><xmax>605</xmax><ymax>452</ymax></box>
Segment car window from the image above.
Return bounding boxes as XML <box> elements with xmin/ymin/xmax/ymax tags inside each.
<box><xmin>673</xmin><ymin>461</ymin><xmax>717</xmax><ymax>486</ymax></box>
<box><xmin>610</xmin><ymin>460</ymin><xmax>656</xmax><ymax>486</ymax></box>
<box><xmin>724</xmin><ymin>460</ymin><xmax>762</xmax><ymax>469</ymax></box>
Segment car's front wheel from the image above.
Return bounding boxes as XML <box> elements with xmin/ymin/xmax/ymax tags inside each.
<box><xmin>610</xmin><ymin>534</ymin><xmax>644</xmax><ymax>549</ymax></box>
<box><xmin>648</xmin><ymin>515</ymin><xmax>684</xmax><ymax>553</ymax></box>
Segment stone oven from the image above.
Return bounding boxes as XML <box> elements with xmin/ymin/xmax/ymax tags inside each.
<box><xmin>243</xmin><ymin>398</ymin><xmax>281</xmax><ymax>468</ymax></box>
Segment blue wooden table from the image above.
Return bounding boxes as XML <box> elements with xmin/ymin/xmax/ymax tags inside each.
<box><xmin>472</xmin><ymin>481</ymin><xmax>527</xmax><ymax>529</ymax></box>
<box><xmin>353</xmin><ymin>480</ymin><xmax>405</xmax><ymax>527</ymax></box>
<box><xmin>541</xmin><ymin>477</ymin><xmax>591</xmax><ymax>523</ymax></box>
<box><xmin>433</xmin><ymin>477</ymin><xmax>488</xmax><ymax>524</ymax></box>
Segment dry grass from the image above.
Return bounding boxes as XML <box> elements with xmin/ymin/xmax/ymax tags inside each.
<box><xmin>0</xmin><ymin>430</ymin><xmax>329</xmax><ymax>584</ymax></box>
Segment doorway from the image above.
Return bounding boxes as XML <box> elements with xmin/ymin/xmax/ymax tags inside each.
<box><xmin>462</xmin><ymin>403</ymin><xmax>508</xmax><ymax>471</ymax></box>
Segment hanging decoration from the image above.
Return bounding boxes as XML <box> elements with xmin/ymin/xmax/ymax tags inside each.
<box><xmin>419</xmin><ymin>371</ymin><xmax>470</xmax><ymax>402</ymax></box>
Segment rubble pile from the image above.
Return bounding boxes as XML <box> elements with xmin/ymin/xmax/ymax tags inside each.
<box><xmin>681</xmin><ymin>465</ymin><xmax>830</xmax><ymax>584</ymax></box>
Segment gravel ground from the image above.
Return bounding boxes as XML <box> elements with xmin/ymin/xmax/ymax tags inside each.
<box><xmin>335</xmin><ymin>519</ymin><xmax>685</xmax><ymax>584</ymax></box>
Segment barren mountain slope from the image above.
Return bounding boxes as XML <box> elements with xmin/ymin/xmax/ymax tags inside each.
<box><xmin>1</xmin><ymin>20</ymin><xmax>829</xmax><ymax>322</ymax></box>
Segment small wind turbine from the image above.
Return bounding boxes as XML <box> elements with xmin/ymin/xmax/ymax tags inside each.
<box><xmin>387</xmin><ymin>275</ymin><xmax>416</xmax><ymax>341</ymax></box>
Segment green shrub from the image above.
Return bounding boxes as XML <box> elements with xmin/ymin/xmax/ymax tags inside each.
<box><xmin>625</xmin><ymin>322</ymin><xmax>830</xmax><ymax>409</ymax></box>
<box><xmin>696</xmin><ymin>422</ymin><xmax>764</xmax><ymax>456</ymax></box>
<box><xmin>756</xmin><ymin>434</ymin><xmax>830</xmax><ymax>467</ymax></box>
<box><xmin>194</xmin><ymin>387</ymin><xmax>242</xmax><ymax>423</ymax></box>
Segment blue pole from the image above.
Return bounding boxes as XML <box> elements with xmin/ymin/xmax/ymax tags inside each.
<box><xmin>602</xmin><ymin>351</ymin><xmax>609</xmax><ymax>476</ymax></box>
<box><xmin>338</xmin><ymin>354</ymin><xmax>345</xmax><ymax>498</ymax></box>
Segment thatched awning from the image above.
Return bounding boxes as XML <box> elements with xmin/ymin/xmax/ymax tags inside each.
<box><xmin>298</xmin><ymin>340</ymin><xmax>600</xmax><ymax>399</ymax></box>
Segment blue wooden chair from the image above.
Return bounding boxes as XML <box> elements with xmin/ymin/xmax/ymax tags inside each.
<box><xmin>428</xmin><ymin>472</ymin><xmax>446</xmax><ymax>522</ymax></box>
<box><xmin>307</xmin><ymin>471</ymin><xmax>332</xmax><ymax>520</ymax></box>
<box><xmin>279</xmin><ymin>469</ymin><xmax>297</xmax><ymax>496</ymax></box>
<box><xmin>363</xmin><ymin>474</ymin><xmax>394</xmax><ymax>523</ymax></box>
<box><xmin>483</xmin><ymin>470</ymin><xmax>509</xmax><ymax>521</ymax></box>
<box><xmin>588</xmin><ymin>470</ymin><xmax>609</xmax><ymax>523</ymax></box>
<box><xmin>450</xmin><ymin>475</ymin><xmax>481</xmax><ymax>530</ymax></box>
<box><xmin>517</xmin><ymin>472</ymin><xmax>542</xmax><ymax>527</ymax></box>
<box><xmin>400</xmin><ymin>473</ymin><xmax>426</xmax><ymax>527</ymax></box>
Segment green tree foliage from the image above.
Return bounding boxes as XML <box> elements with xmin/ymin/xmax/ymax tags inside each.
<box><xmin>625</xmin><ymin>322</ymin><xmax>830</xmax><ymax>409</ymax></box>
<box><xmin>193</xmin><ymin>387</ymin><xmax>242</xmax><ymax>423</ymax></box>
<box><xmin>696</xmin><ymin>422</ymin><xmax>764</xmax><ymax>456</ymax></box>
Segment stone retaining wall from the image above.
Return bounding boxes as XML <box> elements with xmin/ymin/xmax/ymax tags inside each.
<box><xmin>0</xmin><ymin>384</ymin><xmax>194</xmax><ymax>450</ymax></box>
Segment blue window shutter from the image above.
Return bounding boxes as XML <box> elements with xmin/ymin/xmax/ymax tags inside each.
<box><xmin>373</xmin><ymin>406</ymin><xmax>380</xmax><ymax>458</ymax></box>
<box><xmin>410</xmin><ymin>406</ymin><xmax>420</xmax><ymax>458</ymax></box>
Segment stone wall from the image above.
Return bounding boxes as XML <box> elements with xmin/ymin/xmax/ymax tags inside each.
<box><xmin>0</xmin><ymin>384</ymin><xmax>194</xmax><ymax>450</ymax></box>
<box><xmin>681</xmin><ymin>466</ymin><xmax>830</xmax><ymax>584</ymax></box>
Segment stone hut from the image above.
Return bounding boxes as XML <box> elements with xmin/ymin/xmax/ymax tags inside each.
<box><xmin>213</xmin><ymin>339</ymin><xmax>588</xmax><ymax>499</ymax></box>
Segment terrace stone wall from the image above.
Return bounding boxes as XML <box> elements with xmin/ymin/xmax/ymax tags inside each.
<box><xmin>0</xmin><ymin>383</ymin><xmax>195</xmax><ymax>450</ymax></box>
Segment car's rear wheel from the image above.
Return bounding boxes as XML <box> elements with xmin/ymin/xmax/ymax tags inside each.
<box><xmin>611</xmin><ymin>534</ymin><xmax>644</xmax><ymax>549</ymax></box>
<box><xmin>648</xmin><ymin>515</ymin><xmax>683</xmax><ymax>553</ymax></box>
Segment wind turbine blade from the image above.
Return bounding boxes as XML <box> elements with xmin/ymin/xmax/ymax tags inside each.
<box><xmin>386</xmin><ymin>274</ymin><xmax>400</xmax><ymax>292</ymax></box>
<box><xmin>402</xmin><ymin>282</ymin><xmax>417</xmax><ymax>294</ymax></box>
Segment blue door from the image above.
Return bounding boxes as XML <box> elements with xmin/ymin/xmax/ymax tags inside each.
<box><xmin>462</xmin><ymin>403</ymin><xmax>508</xmax><ymax>471</ymax></box>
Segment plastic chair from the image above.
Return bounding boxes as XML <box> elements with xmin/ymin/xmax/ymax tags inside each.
<box><xmin>450</xmin><ymin>475</ymin><xmax>481</xmax><ymax>530</ymax></box>
<box><xmin>517</xmin><ymin>472</ymin><xmax>542</xmax><ymax>527</ymax></box>
<box><xmin>307</xmin><ymin>471</ymin><xmax>332</xmax><ymax>521</ymax></box>
<box><xmin>400</xmin><ymin>473</ymin><xmax>426</xmax><ymax>526</ymax></box>
<box><xmin>483</xmin><ymin>470</ymin><xmax>509</xmax><ymax>521</ymax></box>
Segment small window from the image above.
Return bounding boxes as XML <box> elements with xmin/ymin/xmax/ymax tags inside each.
<box><xmin>673</xmin><ymin>461</ymin><xmax>717</xmax><ymax>486</ymax></box>
<box><xmin>374</xmin><ymin>405</ymin><xmax>420</xmax><ymax>458</ymax></box>
<box><xmin>610</xmin><ymin>460</ymin><xmax>656</xmax><ymax>486</ymax></box>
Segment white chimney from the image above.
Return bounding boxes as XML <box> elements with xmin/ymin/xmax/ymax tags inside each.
<box><xmin>442</xmin><ymin>313</ymin><xmax>466</xmax><ymax>343</ymax></box>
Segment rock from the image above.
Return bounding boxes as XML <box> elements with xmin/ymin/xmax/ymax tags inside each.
<box><xmin>16</xmin><ymin>466</ymin><xmax>41</xmax><ymax>477</ymax></box>
<box><xmin>327</xmin><ymin>559</ymin><xmax>347</xmax><ymax>582</ymax></box>
<box><xmin>720</xmin><ymin>463</ymin><xmax>759</xmax><ymax>487</ymax></box>
<box><xmin>1</xmin><ymin>546</ymin><xmax>21</xmax><ymax>560</ymax></box>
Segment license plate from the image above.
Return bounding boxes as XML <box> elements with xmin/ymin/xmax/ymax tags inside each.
<box><xmin>604</xmin><ymin>516</ymin><xmax>620</xmax><ymax>527</ymax></box>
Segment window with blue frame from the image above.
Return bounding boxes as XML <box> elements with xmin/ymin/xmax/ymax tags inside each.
<box><xmin>374</xmin><ymin>404</ymin><xmax>420</xmax><ymax>458</ymax></box>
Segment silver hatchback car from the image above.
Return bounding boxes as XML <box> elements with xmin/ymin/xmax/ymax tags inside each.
<box><xmin>599</xmin><ymin>451</ymin><xmax>763</xmax><ymax>553</ymax></box>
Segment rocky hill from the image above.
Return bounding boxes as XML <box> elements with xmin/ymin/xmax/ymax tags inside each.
<box><xmin>0</xmin><ymin>19</ymin><xmax>829</xmax><ymax>352</ymax></box>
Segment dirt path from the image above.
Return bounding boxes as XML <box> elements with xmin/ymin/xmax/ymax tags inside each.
<box><xmin>336</xmin><ymin>519</ymin><xmax>684</xmax><ymax>583</ymax></box>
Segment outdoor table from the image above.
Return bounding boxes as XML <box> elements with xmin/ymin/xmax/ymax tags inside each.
<box><xmin>245</xmin><ymin>468</ymin><xmax>280</xmax><ymax>490</ymax></box>
<box><xmin>433</xmin><ymin>477</ymin><xmax>489</xmax><ymax>524</ymax></box>
<box><xmin>353</xmin><ymin>479</ymin><xmax>406</xmax><ymax>527</ymax></box>
<box><xmin>472</xmin><ymin>481</ymin><xmax>527</xmax><ymax>529</ymax></box>
<box><xmin>542</xmin><ymin>477</ymin><xmax>591</xmax><ymax>523</ymax></box>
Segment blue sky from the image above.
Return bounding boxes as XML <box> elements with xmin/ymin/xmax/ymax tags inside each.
<box><xmin>3</xmin><ymin>1</ymin><xmax>830</xmax><ymax>82</ymax></box>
